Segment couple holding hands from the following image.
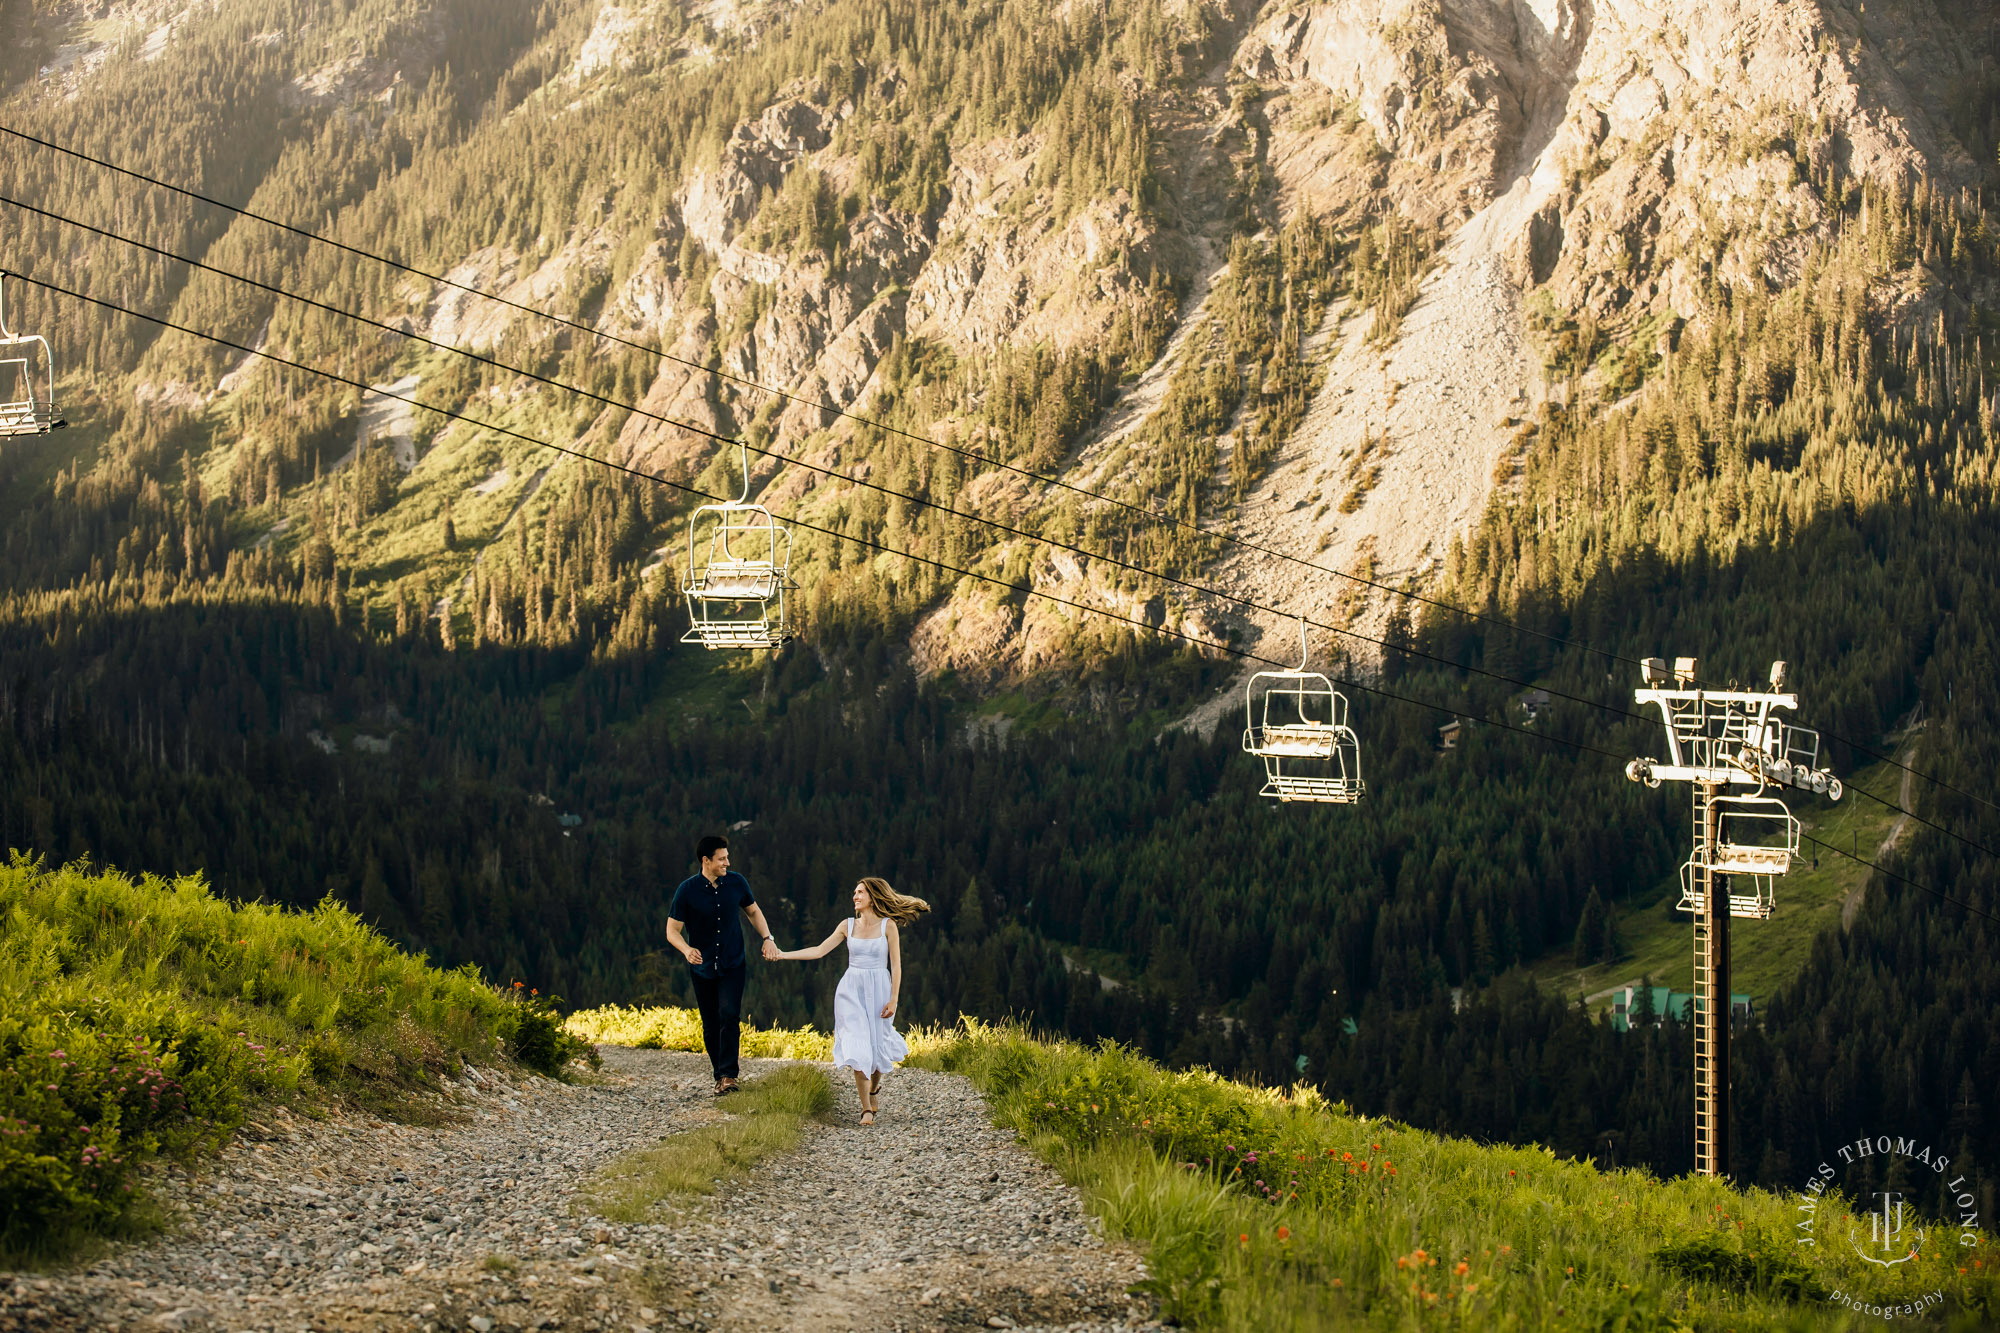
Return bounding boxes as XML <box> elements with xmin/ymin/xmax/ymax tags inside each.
<box><xmin>666</xmin><ymin>834</ymin><xmax>930</xmax><ymax>1124</ymax></box>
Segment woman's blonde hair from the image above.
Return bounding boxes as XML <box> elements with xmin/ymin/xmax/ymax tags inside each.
<box><xmin>859</xmin><ymin>876</ymin><xmax>930</xmax><ymax>925</ymax></box>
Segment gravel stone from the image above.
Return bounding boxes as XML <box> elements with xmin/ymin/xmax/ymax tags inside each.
<box><xmin>0</xmin><ymin>1049</ymin><xmax>1163</xmax><ymax>1333</ymax></box>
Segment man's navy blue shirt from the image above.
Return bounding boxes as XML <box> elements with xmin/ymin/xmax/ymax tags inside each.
<box><xmin>669</xmin><ymin>871</ymin><xmax>756</xmax><ymax>977</ymax></box>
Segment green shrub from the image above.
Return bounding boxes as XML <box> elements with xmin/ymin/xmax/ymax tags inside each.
<box><xmin>564</xmin><ymin>1003</ymin><xmax>850</xmax><ymax>1061</ymax></box>
<box><xmin>1651</xmin><ymin>1233</ymin><xmax>1828</xmax><ymax>1301</ymax></box>
<box><xmin>0</xmin><ymin>854</ymin><xmax>590</xmax><ymax>1255</ymax></box>
<box><xmin>498</xmin><ymin>989</ymin><xmax>597</xmax><ymax>1077</ymax></box>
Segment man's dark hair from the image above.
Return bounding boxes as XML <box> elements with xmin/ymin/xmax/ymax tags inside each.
<box><xmin>696</xmin><ymin>834</ymin><xmax>729</xmax><ymax>863</ymax></box>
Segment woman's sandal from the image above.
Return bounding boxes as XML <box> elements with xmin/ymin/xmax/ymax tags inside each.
<box><xmin>860</xmin><ymin>1108</ymin><xmax>877</xmax><ymax>1126</ymax></box>
<box><xmin>869</xmin><ymin>1071</ymin><xmax>883</xmax><ymax>1097</ymax></box>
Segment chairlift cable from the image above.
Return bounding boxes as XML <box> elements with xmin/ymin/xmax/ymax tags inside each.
<box><xmin>1829</xmin><ymin>781</ymin><xmax>2000</xmax><ymax>867</ymax></box>
<box><xmin>12</xmin><ymin>206</ymin><xmax>1991</xmax><ymax>833</ymax></box>
<box><xmin>1795</xmin><ymin>735</ymin><xmax>1995</xmax><ymax>815</ymax></box>
<box><xmin>10</xmin><ymin>271</ymin><xmax>1997</xmax><ymax>926</ymax></box>
<box><xmin>0</xmin><ymin>194</ymin><xmax>1666</xmax><ymax>730</ymax></box>
<box><xmin>1798</xmin><ymin>832</ymin><xmax>2000</xmax><ymax>926</ymax></box>
<box><xmin>5</xmin><ymin>266</ymin><xmax>1615</xmax><ymax>762</ymax></box>
<box><xmin>0</xmin><ymin>125</ymin><xmax>1676</xmax><ymax>668</ymax></box>
<box><xmin>2</xmin><ymin>131</ymin><xmax>1992</xmax><ymax>814</ymax></box>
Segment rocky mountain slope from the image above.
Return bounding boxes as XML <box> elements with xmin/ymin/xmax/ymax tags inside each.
<box><xmin>1211</xmin><ymin>0</ymin><xmax>1992</xmax><ymax>658</ymax></box>
<box><xmin>1</xmin><ymin>0</ymin><xmax>1993</xmax><ymax>683</ymax></box>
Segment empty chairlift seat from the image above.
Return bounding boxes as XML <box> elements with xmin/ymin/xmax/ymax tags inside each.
<box><xmin>1243</xmin><ymin>621</ymin><xmax>1364</xmax><ymax>804</ymax></box>
<box><xmin>1677</xmin><ymin>856</ymin><xmax>1778</xmax><ymax>920</ymax></box>
<box><xmin>0</xmin><ymin>274</ymin><xmax>64</xmax><ymax>437</ymax></box>
<box><xmin>680</xmin><ymin>441</ymin><xmax>794</xmax><ymax>650</ymax></box>
<box><xmin>681</xmin><ymin>503</ymin><xmax>793</xmax><ymax>649</ymax></box>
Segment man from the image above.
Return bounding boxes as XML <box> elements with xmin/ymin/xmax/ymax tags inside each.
<box><xmin>667</xmin><ymin>834</ymin><xmax>781</xmax><ymax>1095</ymax></box>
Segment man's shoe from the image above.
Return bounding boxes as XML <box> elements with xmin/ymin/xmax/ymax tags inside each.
<box><xmin>717</xmin><ymin>1077</ymin><xmax>739</xmax><ymax>1095</ymax></box>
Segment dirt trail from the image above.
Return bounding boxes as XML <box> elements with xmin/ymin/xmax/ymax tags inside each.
<box><xmin>0</xmin><ymin>1050</ymin><xmax>1156</xmax><ymax>1333</ymax></box>
<box><xmin>1844</xmin><ymin>741</ymin><xmax>1919</xmax><ymax>930</ymax></box>
<box><xmin>661</xmin><ymin>1063</ymin><xmax>1155</xmax><ymax>1333</ymax></box>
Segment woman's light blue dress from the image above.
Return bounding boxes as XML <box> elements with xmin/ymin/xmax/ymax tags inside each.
<box><xmin>830</xmin><ymin>919</ymin><xmax>907</xmax><ymax>1077</ymax></box>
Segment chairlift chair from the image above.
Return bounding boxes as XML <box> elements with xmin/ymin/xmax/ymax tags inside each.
<box><xmin>1710</xmin><ymin>794</ymin><xmax>1801</xmax><ymax>876</ymax></box>
<box><xmin>1676</xmin><ymin>855</ymin><xmax>1777</xmax><ymax>920</ymax></box>
<box><xmin>1243</xmin><ymin>619</ymin><xmax>1364</xmax><ymax>804</ymax></box>
<box><xmin>0</xmin><ymin>274</ymin><xmax>64</xmax><ymax>437</ymax></box>
<box><xmin>681</xmin><ymin>439</ymin><xmax>794</xmax><ymax>650</ymax></box>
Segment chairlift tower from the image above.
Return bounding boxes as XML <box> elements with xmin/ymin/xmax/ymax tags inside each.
<box><xmin>1625</xmin><ymin>657</ymin><xmax>1842</xmax><ymax>1178</ymax></box>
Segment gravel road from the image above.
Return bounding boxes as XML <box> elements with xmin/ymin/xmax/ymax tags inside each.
<box><xmin>0</xmin><ymin>1049</ymin><xmax>1160</xmax><ymax>1333</ymax></box>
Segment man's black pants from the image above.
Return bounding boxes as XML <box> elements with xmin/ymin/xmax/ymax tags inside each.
<box><xmin>688</xmin><ymin>964</ymin><xmax>745</xmax><ymax>1081</ymax></box>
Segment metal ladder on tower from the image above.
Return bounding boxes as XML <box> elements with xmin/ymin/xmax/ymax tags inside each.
<box><xmin>1689</xmin><ymin>781</ymin><xmax>1727</xmax><ymax>1178</ymax></box>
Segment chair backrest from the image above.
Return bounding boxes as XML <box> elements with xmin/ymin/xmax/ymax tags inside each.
<box><xmin>684</xmin><ymin>503</ymin><xmax>791</xmax><ymax>594</ymax></box>
<box><xmin>1245</xmin><ymin>669</ymin><xmax>1348</xmax><ymax>741</ymax></box>
<box><xmin>1710</xmin><ymin>795</ymin><xmax>1799</xmax><ymax>876</ymax></box>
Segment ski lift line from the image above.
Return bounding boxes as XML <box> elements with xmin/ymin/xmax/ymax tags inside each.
<box><xmin>23</xmin><ymin>276</ymin><xmax>2000</xmax><ymax>919</ymax></box>
<box><xmin>0</xmin><ymin>273</ymin><xmax>1252</xmax><ymax>665</ymax></box>
<box><xmin>2</xmin><ymin>195</ymin><xmax>1668</xmax><ymax>730</ymax></box>
<box><xmin>9</xmin><ymin>267</ymin><xmax>1627</xmax><ymax>770</ymax></box>
<box><xmin>11</xmin><ymin>208</ymin><xmax>1995</xmax><ymax>835</ymax></box>
<box><xmin>0</xmin><ymin>123</ymin><xmax>1649</xmax><ymax>664</ymax></box>
<box><xmin>1798</xmin><ymin>832</ymin><xmax>2000</xmax><ymax>926</ymax></box>
<box><xmin>11</xmin><ymin>137</ymin><xmax>1992</xmax><ymax>820</ymax></box>
<box><xmin>18</xmin><ymin>244</ymin><xmax>1988</xmax><ymax>841</ymax></box>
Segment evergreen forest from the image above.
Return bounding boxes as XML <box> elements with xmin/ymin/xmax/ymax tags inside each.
<box><xmin>0</xmin><ymin>0</ymin><xmax>1995</xmax><ymax>1224</ymax></box>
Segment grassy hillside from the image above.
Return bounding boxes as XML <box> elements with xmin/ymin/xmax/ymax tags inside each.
<box><xmin>572</xmin><ymin>1007</ymin><xmax>1997</xmax><ymax>1330</ymax></box>
<box><xmin>1526</xmin><ymin>757</ymin><xmax>1910</xmax><ymax>1009</ymax></box>
<box><xmin>0</xmin><ymin>855</ymin><xmax>590</xmax><ymax>1257</ymax></box>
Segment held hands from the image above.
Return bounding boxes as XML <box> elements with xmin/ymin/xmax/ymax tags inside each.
<box><xmin>761</xmin><ymin>937</ymin><xmax>781</xmax><ymax>961</ymax></box>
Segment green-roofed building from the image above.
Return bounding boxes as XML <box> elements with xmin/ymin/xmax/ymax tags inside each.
<box><xmin>1609</xmin><ymin>985</ymin><xmax>1753</xmax><ymax>1032</ymax></box>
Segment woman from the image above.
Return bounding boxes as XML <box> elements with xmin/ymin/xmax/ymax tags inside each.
<box><xmin>771</xmin><ymin>876</ymin><xmax>929</xmax><ymax>1124</ymax></box>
